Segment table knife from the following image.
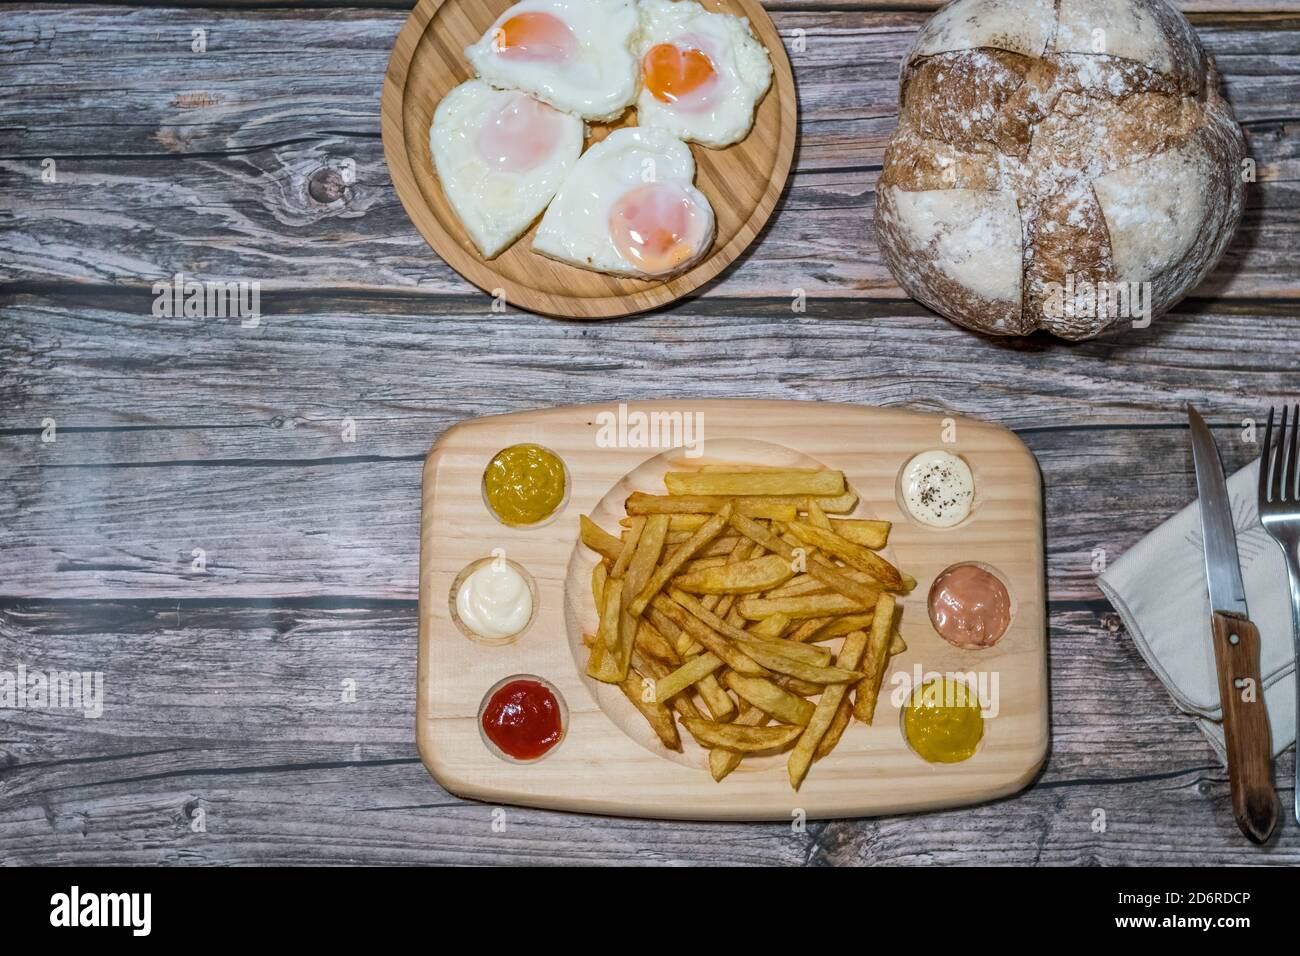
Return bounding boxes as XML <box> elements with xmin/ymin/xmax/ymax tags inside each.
<box><xmin>1188</xmin><ymin>404</ymin><xmax>1280</xmax><ymax>844</ymax></box>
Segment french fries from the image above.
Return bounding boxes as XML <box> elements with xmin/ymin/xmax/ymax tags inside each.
<box><xmin>624</xmin><ymin>514</ymin><xmax>669</xmax><ymax>599</ymax></box>
<box><xmin>737</xmin><ymin>642</ymin><xmax>863</xmax><ymax>685</ymax></box>
<box><xmin>806</xmin><ymin>491</ymin><xmax>859</xmax><ymax>514</ymax></box>
<box><xmin>737</xmin><ymin>636</ymin><xmax>832</xmax><ymax>667</ymax></box>
<box><xmin>610</xmin><ymin>516</ymin><xmax>643</xmax><ymax>580</ymax></box>
<box><xmin>747</xmin><ymin>613</ymin><xmax>790</xmax><ymax>639</ymax></box>
<box><xmin>586</xmin><ymin>579</ymin><xmax>623</xmax><ymax>680</ymax></box>
<box><xmin>729</xmin><ymin>512</ymin><xmax>883</xmax><ymax>609</ymax></box>
<box><xmin>680</xmin><ymin>535</ymin><xmax>744</xmax><ymax>556</ymax></box>
<box><xmin>763</xmin><ymin>567</ymin><xmax>878</xmax><ymax>601</ymax></box>
<box><xmin>622</xmin><ymin>513</ymin><xmax>711</xmax><ymax>532</ymax></box>
<box><xmin>737</xmin><ymin>592</ymin><xmax>875</xmax><ymax>620</ymax></box>
<box><xmin>788</xmin><ymin>627</ymin><xmax>872</xmax><ymax>790</ymax></box>
<box><xmin>581</xmin><ymin>515</ymin><xmax>623</xmax><ymax>562</ymax></box>
<box><xmin>831</xmin><ymin>518</ymin><xmax>890</xmax><ymax>550</ymax></box>
<box><xmin>652</xmin><ymin>595</ymin><xmax>768</xmax><ymax>677</ymax></box>
<box><xmin>620</xmin><ymin>671</ymin><xmax>681</xmax><ymax>751</ymax></box>
<box><xmin>723</xmin><ymin>672</ymin><xmax>816</xmax><ymax>726</ymax></box>
<box><xmin>709</xmin><ymin>704</ymin><xmax>768</xmax><ymax>781</ymax></box>
<box><xmin>635</xmin><ymin>620</ymin><xmax>680</xmax><ymax>664</ymax></box>
<box><xmin>628</xmin><ymin>505</ymin><xmax>731</xmax><ymax>616</ymax></box>
<box><xmin>654</xmin><ymin>652</ymin><xmax>724</xmax><ymax>703</ymax></box>
<box><xmin>853</xmin><ymin>593</ymin><xmax>897</xmax><ymax>724</ymax></box>
<box><xmin>626</xmin><ymin>493</ymin><xmax>795</xmax><ymax>521</ymax></box>
<box><xmin>647</xmin><ymin>605</ymin><xmax>736</xmax><ymax>721</ymax></box>
<box><xmin>674</xmin><ymin>554</ymin><xmax>796</xmax><ymax>594</ymax></box>
<box><xmin>667</xmin><ymin>588</ymin><xmax>760</xmax><ymax>644</ymax></box>
<box><xmin>697</xmin><ymin>677</ymin><xmax>738</xmax><ymax>722</ymax></box>
<box><xmin>806</xmin><ymin>613</ymin><xmax>874</xmax><ymax>641</ymax></box>
<box><xmin>633</xmin><ymin>651</ymin><xmax>702</xmax><ymax>722</ymax></box>
<box><xmin>682</xmin><ymin>719</ymin><xmax>804</xmax><ymax>752</ymax></box>
<box><xmin>579</xmin><ymin>461</ymin><xmax>913</xmax><ymax>791</ymax></box>
<box><xmin>784</xmin><ymin>520</ymin><xmax>905</xmax><ymax>591</ymax></box>
<box><xmin>664</xmin><ymin>469</ymin><xmax>846</xmax><ymax>498</ymax></box>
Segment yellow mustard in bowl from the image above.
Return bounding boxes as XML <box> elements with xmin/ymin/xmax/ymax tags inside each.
<box><xmin>483</xmin><ymin>444</ymin><xmax>567</xmax><ymax>526</ymax></box>
<box><xmin>903</xmin><ymin>677</ymin><xmax>984</xmax><ymax>764</ymax></box>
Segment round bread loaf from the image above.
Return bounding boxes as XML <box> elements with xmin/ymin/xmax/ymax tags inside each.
<box><xmin>875</xmin><ymin>0</ymin><xmax>1247</xmax><ymax>339</ymax></box>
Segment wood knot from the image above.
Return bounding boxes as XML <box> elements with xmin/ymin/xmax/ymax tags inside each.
<box><xmin>171</xmin><ymin>91</ymin><xmax>223</xmax><ymax>109</ymax></box>
<box><xmin>308</xmin><ymin>166</ymin><xmax>349</xmax><ymax>205</ymax></box>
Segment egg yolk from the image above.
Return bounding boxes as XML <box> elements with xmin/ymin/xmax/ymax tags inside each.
<box><xmin>609</xmin><ymin>182</ymin><xmax>707</xmax><ymax>275</ymax></box>
<box><xmin>642</xmin><ymin>42</ymin><xmax>718</xmax><ymax>107</ymax></box>
<box><xmin>491</xmin><ymin>12</ymin><xmax>577</xmax><ymax>63</ymax></box>
<box><xmin>476</xmin><ymin>94</ymin><xmax>562</xmax><ymax>173</ymax></box>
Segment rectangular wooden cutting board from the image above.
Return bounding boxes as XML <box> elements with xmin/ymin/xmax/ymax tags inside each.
<box><xmin>417</xmin><ymin>400</ymin><xmax>1048</xmax><ymax>820</ymax></box>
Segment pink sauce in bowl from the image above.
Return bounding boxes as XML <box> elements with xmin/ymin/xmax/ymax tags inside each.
<box><xmin>928</xmin><ymin>564</ymin><xmax>1012</xmax><ymax>649</ymax></box>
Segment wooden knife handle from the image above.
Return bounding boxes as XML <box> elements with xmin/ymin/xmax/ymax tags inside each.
<box><xmin>1211</xmin><ymin>610</ymin><xmax>1280</xmax><ymax>844</ymax></box>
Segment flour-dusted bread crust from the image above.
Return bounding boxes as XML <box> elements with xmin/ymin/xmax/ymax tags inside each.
<box><xmin>876</xmin><ymin>187</ymin><xmax>1024</xmax><ymax>332</ymax></box>
<box><xmin>877</xmin><ymin>0</ymin><xmax>1247</xmax><ymax>339</ymax></box>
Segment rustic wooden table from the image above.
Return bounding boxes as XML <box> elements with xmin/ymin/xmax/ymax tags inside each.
<box><xmin>1</xmin><ymin>0</ymin><xmax>1298</xmax><ymax>866</ymax></box>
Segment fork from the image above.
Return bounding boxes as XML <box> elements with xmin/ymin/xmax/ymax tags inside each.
<box><xmin>1259</xmin><ymin>405</ymin><xmax>1300</xmax><ymax>826</ymax></box>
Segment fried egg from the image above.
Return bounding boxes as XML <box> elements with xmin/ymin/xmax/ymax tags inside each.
<box><xmin>634</xmin><ymin>0</ymin><xmax>772</xmax><ymax>148</ymax></box>
<box><xmin>466</xmin><ymin>0</ymin><xmax>640</xmax><ymax>122</ymax></box>
<box><xmin>430</xmin><ymin>80</ymin><xmax>583</xmax><ymax>259</ymax></box>
<box><xmin>533</xmin><ymin>127</ymin><xmax>715</xmax><ymax>277</ymax></box>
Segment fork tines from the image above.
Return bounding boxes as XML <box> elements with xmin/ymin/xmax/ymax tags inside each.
<box><xmin>1259</xmin><ymin>405</ymin><xmax>1300</xmax><ymax>508</ymax></box>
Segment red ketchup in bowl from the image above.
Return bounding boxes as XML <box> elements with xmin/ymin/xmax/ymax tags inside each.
<box><xmin>928</xmin><ymin>564</ymin><xmax>1012</xmax><ymax>649</ymax></box>
<box><xmin>480</xmin><ymin>678</ymin><xmax>564</xmax><ymax>760</ymax></box>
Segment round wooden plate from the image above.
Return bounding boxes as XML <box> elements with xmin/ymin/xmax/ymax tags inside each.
<box><xmin>381</xmin><ymin>0</ymin><xmax>797</xmax><ymax>319</ymax></box>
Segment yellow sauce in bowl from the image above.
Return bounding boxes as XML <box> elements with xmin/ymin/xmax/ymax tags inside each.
<box><xmin>483</xmin><ymin>444</ymin><xmax>567</xmax><ymax>526</ymax></box>
<box><xmin>903</xmin><ymin>677</ymin><xmax>984</xmax><ymax>764</ymax></box>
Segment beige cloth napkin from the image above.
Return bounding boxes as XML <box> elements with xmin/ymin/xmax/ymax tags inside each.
<box><xmin>1098</xmin><ymin>459</ymin><xmax>1296</xmax><ymax>763</ymax></box>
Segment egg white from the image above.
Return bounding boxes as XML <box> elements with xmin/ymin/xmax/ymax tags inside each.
<box><xmin>430</xmin><ymin>80</ymin><xmax>584</xmax><ymax>259</ymax></box>
<box><xmin>466</xmin><ymin>0</ymin><xmax>641</xmax><ymax>122</ymax></box>
<box><xmin>532</xmin><ymin>126</ymin><xmax>715</xmax><ymax>277</ymax></box>
<box><xmin>633</xmin><ymin>0</ymin><xmax>772</xmax><ymax>148</ymax></box>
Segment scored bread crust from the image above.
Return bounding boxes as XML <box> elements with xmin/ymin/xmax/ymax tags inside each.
<box><xmin>876</xmin><ymin>0</ymin><xmax>1247</xmax><ymax>339</ymax></box>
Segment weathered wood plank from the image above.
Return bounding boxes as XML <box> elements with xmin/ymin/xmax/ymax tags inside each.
<box><xmin>6</xmin><ymin>759</ymin><xmax>1291</xmax><ymax>865</ymax></box>
<box><xmin>2</xmin><ymin>9</ymin><xmax>1296</xmax><ymax>298</ymax></box>
<box><xmin>1</xmin><ymin>293</ymin><xmax>1287</xmax><ymax>599</ymax></box>
<box><xmin>3</xmin><ymin>290</ymin><xmax>1295</xmax><ymax>437</ymax></box>
<box><xmin>0</xmin><ymin>425</ymin><xmax>1247</xmax><ymax>601</ymax></box>
<box><xmin>0</xmin><ymin>604</ymin><xmax>1294</xmax><ymax>864</ymax></box>
<box><xmin>0</xmin><ymin>603</ymin><xmax>1236</xmax><ymax>776</ymax></box>
<box><xmin>24</xmin><ymin>1</ymin><xmax>1300</xmax><ymax>14</ymax></box>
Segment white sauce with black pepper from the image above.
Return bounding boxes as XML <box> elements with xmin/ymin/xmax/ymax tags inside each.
<box><xmin>901</xmin><ymin>450</ymin><xmax>974</xmax><ymax>528</ymax></box>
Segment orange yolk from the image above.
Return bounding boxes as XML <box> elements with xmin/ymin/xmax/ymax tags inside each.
<box><xmin>492</xmin><ymin>12</ymin><xmax>577</xmax><ymax>63</ymax></box>
<box><xmin>642</xmin><ymin>43</ymin><xmax>718</xmax><ymax>105</ymax></box>
<box><xmin>609</xmin><ymin>183</ymin><xmax>707</xmax><ymax>275</ymax></box>
<box><xmin>476</xmin><ymin>94</ymin><xmax>563</xmax><ymax>173</ymax></box>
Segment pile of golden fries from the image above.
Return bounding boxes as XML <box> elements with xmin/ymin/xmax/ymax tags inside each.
<box><xmin>579</xmin><ymin>464</ymin><xmax>913</xmax><ymax>790</ymax></box>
